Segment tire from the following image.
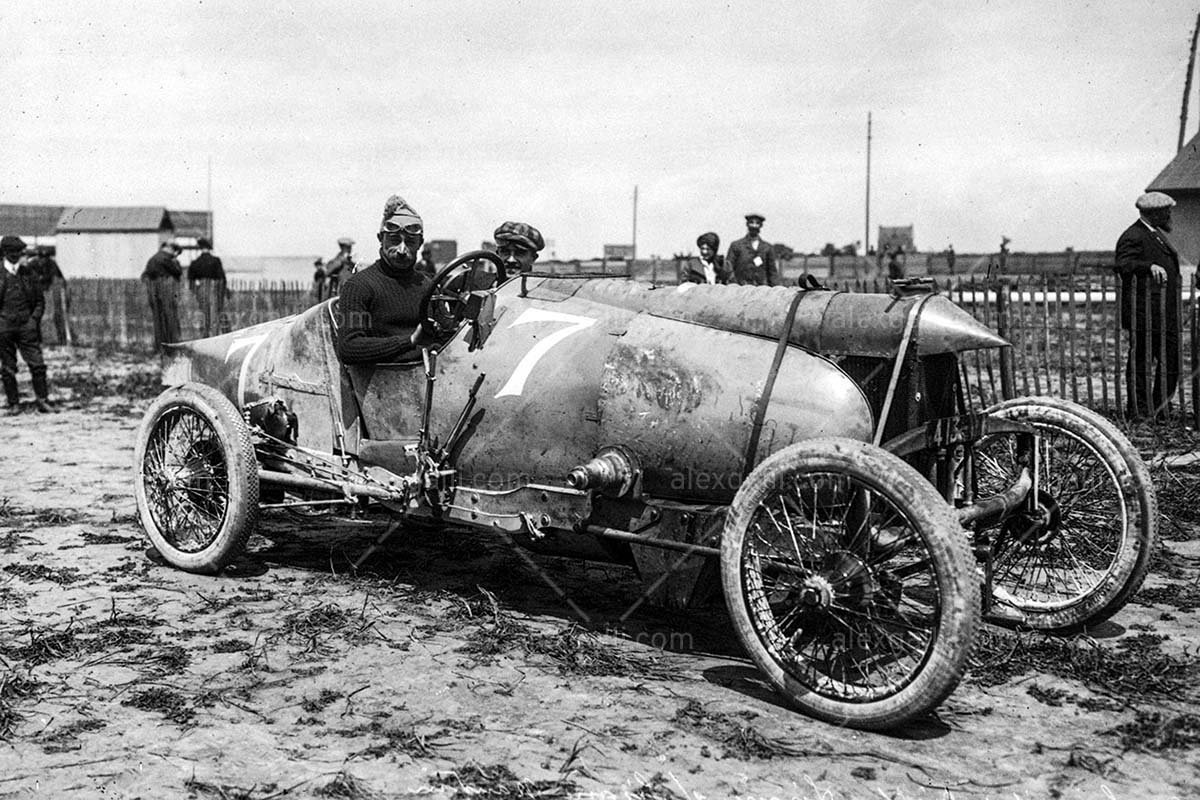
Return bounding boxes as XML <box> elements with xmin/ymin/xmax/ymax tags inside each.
<box><xmin>722</xmin><ymin>437</ymin><xmax>979</xmax><ymax>731</ymax></box>
<box><xmin>134</xmin><ymin>383</ymin><xmax>259</xmax><ymax>573</ymax></box>
<box><xmin>977</xmin><ymin>396</ymin><xmax>1157</xmax><ymax>633</ymax></box>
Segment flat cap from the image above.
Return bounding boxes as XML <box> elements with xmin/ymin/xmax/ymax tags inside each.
<box><xmin>494</xmin><ymin>221</ymin><xmax>545</xmax><ymax>252</ymax></box>
<box><xmin>337</xmin><ymin>237</ymin><xmax>355</xmax><ymax>247</ymax></box>
<box><xmin>1136</xmin><ymin>191</ymin><xmax>1175</xmax><ymax>211</ymax></box>
<box><xmin>0</xmin><ymin>235</ymin><xmax>27</xmax><ymax>253</ymax></box>
<box><xmin>745</xmin><ymin>212</ymin><xmax>765</xmax><ymax>223</ymax></box>
<box><xmin>197</xmin><ymin>237</ymin><xmax>212</xmax><ymax>250</ymax></box>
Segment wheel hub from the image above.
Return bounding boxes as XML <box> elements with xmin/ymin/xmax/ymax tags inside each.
<box><xmin>798</xmin><ymin>575</ymin><xmax>835</xmax><ymax>609</ymax></box>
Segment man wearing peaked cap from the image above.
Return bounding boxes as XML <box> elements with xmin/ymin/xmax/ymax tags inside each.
<box><xmin>493</xmin><ymin>221</ymin><xmax>544</xmax><ymax>276</ymax></box>
<box><xmin>1115</xmin><ymin>190</ymin><xmax>1180</xmax><ymax>418</ymax></box>
<box><xmin>726</xmin><ymin>212</ymin><xmax>779</xmax><ymax>286</ymax></box>
<box><xmin>1</xmin><ymin>235</ymin><xmax>53</xmax><ymax>413</ymax></box>
<box><xmin>335</xmin><ymin>194</ymin><xmax>434</xmax><ymax>364</ymax></box>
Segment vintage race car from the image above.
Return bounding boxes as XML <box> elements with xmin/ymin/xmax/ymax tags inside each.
<box><xmin>135</xmin><ymin>254</ymin><xmax>1157</xmax><ymax>730</ymax></box>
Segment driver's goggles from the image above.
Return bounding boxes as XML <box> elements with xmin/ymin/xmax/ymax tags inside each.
<box><xmin>495</xmin><ymin>243</ymin><xmax>533</xmax><ymax>258</ymax></box>
<box><xmin>381</xmin><ymin>222</ymin><xmax>423</xmax><ymax>244</ymax></box>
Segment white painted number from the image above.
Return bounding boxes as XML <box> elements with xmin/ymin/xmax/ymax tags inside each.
<box><xmin>494</xmin><ymin>308</ymin><xmax>597</xmax><ymax>398</ymax></box>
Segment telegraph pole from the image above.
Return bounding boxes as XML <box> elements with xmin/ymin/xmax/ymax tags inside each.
<box><xmin>632</xmin><ymin>185</ymin><xmax>638</xmax><ymax>260</ymax></box>
<box><xmin>865</xmin><ymin>112</ymin><xmax>872</xmax><ymax>254</ymax></box>
<box><xmin>1181</xmin><ymin>14</ymin><xmax>1200</xmax><ymax>152</ymax></box>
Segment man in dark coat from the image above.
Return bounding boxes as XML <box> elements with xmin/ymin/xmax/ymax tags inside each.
<box><xmin>0</xmin><ymin>236</ymin><xmax>51</xmax><ymax>414</ymax></box>
<box><xmin>1115</xmin><ymin>191</ymin><xmax>1181</xmax><ymax>419</ymax></box>
<box><xmin>336</xmin><ymin>196</ymin><xmax>433</xmax><ymax>364</ymax></box>
<box><xmin>142</xmin><ymin>240</ymin><xmax>183</xmax><ymax>352</ymax></box>
<box><xmin>323</xmin><ymin>238</ymin><xmax>355</xmax><ymax>298</ymax></box>
<box><xmin>726</xmin><ymin>213</ymin><xmax>778</xmax><ymax>286</ymax></box>
<box><xmin>187</xmin><ymin>237</ymin><xmax>228</xmax><ymax>337</ymax></box>
<box><xmin>28</xmin><ymin>246</ymin><xmax>70</xmax><ymax>345</ymax></box>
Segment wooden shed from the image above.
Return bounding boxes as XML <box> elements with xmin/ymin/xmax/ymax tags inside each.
<box><xmin>55</xmin><ymin>206</ymin><xmax>212</xmax><ymax>279</ymax></box>
<box><xmin>1147</xmin><ymin>132</ymin><xmax>1200</xmax><ymax>265</ymax></box>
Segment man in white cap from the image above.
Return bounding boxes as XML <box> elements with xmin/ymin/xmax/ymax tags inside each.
<box><xmin>1115</xmin><ymin>191</ymin><xmax>1180</xmax><ymax>419</ymax></box>
<box><xmin>336</xmin><ymin>195</ymin><xmax>432</xmax><ymax>364</ymax></box>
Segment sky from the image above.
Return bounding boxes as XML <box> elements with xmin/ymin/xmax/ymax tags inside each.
<box><xmin>2</xmin><ymin>1</ymin><xmax>1198</xmax><ymax>260</ymax></box>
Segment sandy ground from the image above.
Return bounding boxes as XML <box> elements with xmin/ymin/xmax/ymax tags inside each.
<box><xmin>1</xmin><ymin>347</ymin><xmax>1199</xmax><ymax>800</ymax></box>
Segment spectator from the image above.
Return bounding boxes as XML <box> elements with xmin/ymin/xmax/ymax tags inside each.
<box><xmin>187</xmin><ymin>237</ymin><xmax>228</xmax><ymax>337</ymax></box>
<box><xmin>684</xmin><ymin>232</ymin><xmax>729</xmax><ymax>284</ymax></box>
<box><xmin>418</xmin><ymin>246</ymin><xmax>438</xmax><ymax>278</ymax></box>
<box><xmin>142</xmin><ymin>240</ymin><xmax>183</xmax><ymax>352</ymax></box>
<box><xmin>726</xmin><ymin>213</ymin><xmax>778</xmax><ymax>286</ymax></box>
<box><xmin>1115</xmin><ymin>192</ymin><xmax>1180</xmax><ymax>419</ymax></box>
<box><xmin>0</xmin><ymin>236</ymin><xmax>52</xmax><ymax>413</ymax></box>
<box><xmin>29</xmin><ymin>246</ymin><xmax>70</xmax><ymax>345</ymax></box>
<box><xmin>312</xmin><ymin>257</ymin><xmax>326</xmax><ymax>301</ymax></box>
<box><xmin>324</xmin><ymin>237</ymin><xmax>356</xmax><ymax>297</ymax></box>
<box><xmin>945</xmin><ymin>244</ymin><xmax>956</xmax><ymax>275</ymax></box>
<box><xmin>493</xmin><ymin>221</ymin><xmax>545</xmax><ymax>276</ymax></box>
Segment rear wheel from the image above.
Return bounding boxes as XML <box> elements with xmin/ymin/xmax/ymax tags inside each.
<box><xmin>722</xmin><ymin>438</ymin><xmax>979</xmax><ymax>730</ymax></box>
<box><xmin>134</xmin><ymin>383</ymin><xmax>259</xmax><ymax>573</ymax></box>
<box><xmin>975</xmin><ymin>397</ymin><xmax>1157</xmax><ymax>633</ymax></box>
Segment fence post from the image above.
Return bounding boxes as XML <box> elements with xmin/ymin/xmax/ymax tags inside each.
<box><xmin>995</xmin><ymin>279</ymin><xmax>1015</xmax><ymax>399</ymax></box>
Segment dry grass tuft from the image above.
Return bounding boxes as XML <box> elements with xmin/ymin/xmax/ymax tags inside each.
<box><xmin>673</xmin><ymin>699</ymin><xmax>816</xmax><ymax>760</ymax></box>
<box><xmin>429</xmin><ymin>762</ymin><xmax>577</xmax><ymax>799</ymax></box>
<box><xmin>1106</xmin><ymin>710</ymin><xmax>1200</xmax><ymax>752</ymax></box>
<box><xmin>122</xmin><ymin>687</ymin><xmax>195</xmax><ymax>724</ymax></box>
<box><xmin>971</xmin><ymin>629</ymin><xmax>1199</xmax><ymax>700</ymax></box>
<box><xmin>0</xmin><ymin>668</ymin><xmax>39</xmax><ymax>739</ymax></box>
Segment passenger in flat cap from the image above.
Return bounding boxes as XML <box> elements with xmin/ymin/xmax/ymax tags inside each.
<box><xmin>336</xmin><ymin>194</ymin><xmax>434</xmax><ymax>365</ymax></box>
<box><xmin>726</xmin><ymin>213</ymin><xmax>779</xmax><ymax>286</ymax></box>
<box><xmin>1115</xmin><ymin>190</ymin><xmax>1180</xmax><ymax>419</ymax></box>
<box><xmin>323</xmin><ymin>237</ymin><xmax>356</xmax><ymax>298</ymax></box>
<box><xmin>684</xmin><ymin>232</ymin><xmax>730</xmax><ymax>284</ymax></box>
<box><xmin>0</xmin><ymin>236</ymin><xmax>53</xmax><ymax>413</ymax></box>
<box><xmin>493</xmin><ymin>221</ymin><xmax>544</xmax><ymax>276</ymax></box>
<box><xmin>187</xmin><ymin>237</ymin><xmax>228</xmax><ymax>337</ymax></box>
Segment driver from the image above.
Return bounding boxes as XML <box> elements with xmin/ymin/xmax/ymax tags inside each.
<box><xmin>336</xmin><ymin>194</ymin><xmax>434</xmax><ymax>364</ymax></box>
<box><xmin>493</xmin><ymin>221</ymin><xmax>544</xmax><ymax>275</ymax></box>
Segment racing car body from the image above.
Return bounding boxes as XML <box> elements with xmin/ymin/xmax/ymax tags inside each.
<box><xmin>136</xmin><ymin>256</ymin><xmax>1157</xmax><ymax>730</ymax></box>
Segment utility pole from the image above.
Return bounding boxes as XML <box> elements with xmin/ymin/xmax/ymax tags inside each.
<box><xmin>632</xmin><ymin>185</ymin><xmax>638</xmax><ymax>260</ymax></box>
<box><xmin>1181</xmin><ymin>14</ymin><xmax>1200</xmax><ymax>152</ymax></box>
<box><xmin>865</xmin><ymin>112</ymin><xmax>872</xmax><ymax>254</ymax></box>
<box><xmin>206</xmin><ymin>156</ymin><xmax>214</xmax><ymax>242</ymax></box>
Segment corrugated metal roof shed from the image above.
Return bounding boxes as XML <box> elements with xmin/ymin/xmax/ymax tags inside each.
<box><xmin>169</xmin><ymin>210</ymin><xmax>212</xmax><ymax>239</ymax></box>
<box><xmin>0</xmin><ymin>204</ymin><xmax>68</xmax><ymax>237</ymax></box>
<box><xmin>1147</xmin><ymin>132</ymin><xmax>1200</xmax><ymax>193</ymax></box>
<box><xmin>57</xmin><ymin>206</ymin><xmax>170</xmax><ymax>232</ymax></box>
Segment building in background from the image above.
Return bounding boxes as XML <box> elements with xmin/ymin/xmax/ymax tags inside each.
<box><xmin>603</xmin><ymin>244</ymin><xmax>635</xmax><ymax>261</ymax></box>
<box><xmin>426</xmin><ymin>239</ymin><xmax>458</xmax><ymax>266</ymax></box>
<box><xmin>55</xmin><ymin>206</ymin><xmax>211</xmax><ymax>278</ymax></box>
<box><xmin>1147</xmin><ymin>133</ymin><xmax>1200</xmax><ymax>266</ymax></box>
<box><xmin>0</xmin><ymin>204</ymin><xmax>66</xmax><ymax>246</ymax></box>
<box><xmin>877</xmin><ymin>225</ymin><xmax>915</xmax><ymax>254</ymax></box>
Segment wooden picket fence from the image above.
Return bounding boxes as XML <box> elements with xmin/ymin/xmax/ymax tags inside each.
<box><xmin>53</xmin><ymin>274</ymin><xmax>1196</xmax><ymax>426</ymax></box>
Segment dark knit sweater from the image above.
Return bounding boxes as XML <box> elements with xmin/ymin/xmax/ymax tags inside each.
<box><xmin>336</xmin><ymin>259</ymin><xmax>430</xmax><ymax>364</ymax></box>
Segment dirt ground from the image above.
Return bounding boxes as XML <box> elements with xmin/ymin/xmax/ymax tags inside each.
<box><xmin>2</xmin><ymin>347</ymin><xmax>1200</xmax><ymax>800</ymax></box>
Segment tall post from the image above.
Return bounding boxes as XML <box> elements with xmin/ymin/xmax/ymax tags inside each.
<box><xmin>1180</xmin><ymin>14</ymin><xmax>1200</xmax><ymax>153</ymax></box>
<box><xmin>632</xmin><ymin>185</ymin><xmax>638</xmax><ymax>261</ymax></box>
<box><xmin>865</xmin><ymin>112</ymin><xmax>872</xmax><ymax>255</ymax></box>
<box><xmin>207</xmin><ymin>155</ymin><xmax>214</xmax><ymax>242</ymax></box>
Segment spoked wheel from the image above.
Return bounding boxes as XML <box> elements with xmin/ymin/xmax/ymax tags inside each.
<box><xmin>975</xmin><ymin>397</ymin><xmax>1157</xmax><ymax>633</ymax></box>
<box><xmin>722</xmin><ymin>438</ymin><xmax>979</xmax><ymax>731</ymax></box>
<box><xmin>134</xmin><ymin>383</ymin><xmax>259</xmax><ymax>573</ymax></box>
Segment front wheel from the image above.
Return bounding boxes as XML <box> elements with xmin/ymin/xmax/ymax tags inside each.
<box><xmin>722</xmin><ymin>438</ymin><xmax>979</xmax><ymax>731</ymax></box>
<box><xmin>975</xmin><ymin>397</ymin><xmax>1157</xmax><ymax>633</ymax></box>
<box><xmin>134</xmin><ymin>383</ymin><xmax>259</xmax><ymax>573</ymax></box>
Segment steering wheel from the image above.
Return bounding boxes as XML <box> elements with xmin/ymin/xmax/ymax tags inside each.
<box><xmin>417</xmin><ymin>250</ymin><xmax>507</xmax><ymax>338</ymax></box>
